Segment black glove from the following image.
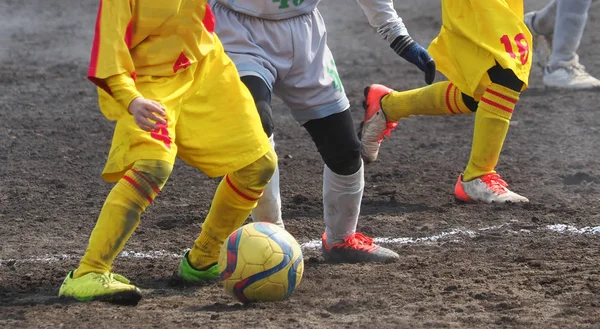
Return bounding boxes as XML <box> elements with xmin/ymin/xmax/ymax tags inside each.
<box><xmin>391</xmin><ymin>35</ymin><xmax>436</xmax><ymax>85</ymax></box>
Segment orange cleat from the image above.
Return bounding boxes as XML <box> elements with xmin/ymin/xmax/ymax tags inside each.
<box><xmin>321</xmin><ymin>232</ymin><xmax>399</xmax><ymax>263</ymax></box>
<box><xmin>359</xmin><ymin>84</ymin><xmax>398</xmax><ymax>164</ymax></box>
<box><xmin>455</xmin><ymin>173</ymin><xmax>529</xmax><ymax>203</ymax></box>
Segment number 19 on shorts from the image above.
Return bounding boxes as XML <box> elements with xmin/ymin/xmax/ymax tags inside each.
<box><xmin>500</xmin><ymin>33</ymin><xmax>529</xmax><ymax>65</ymax></box>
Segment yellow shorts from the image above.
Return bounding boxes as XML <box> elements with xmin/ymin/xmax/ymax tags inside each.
<box><xmin>428</xmin><ymin>0</ymin><xmax>532</xmax><ymax>100</ymax></box>
<box><xmin>99</xmin><ymin>39</ymin><xmax>271</xmax><ymax>182</ymax></box>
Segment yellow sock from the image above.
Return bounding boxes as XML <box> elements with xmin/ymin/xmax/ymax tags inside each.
<box><xmin>74</xmin><ymin>160</ymin><xmax>171</xmax><ymax>278</ymax></box>
<box><xmin>463</xmin><ymin>83</ymin><xmax>519</xmax><ymax>182</ymax></box>
<box><xmin>381</xmin><ymin>81</ymin><xmax>472</xmax><ymax>121</ymax></box>
<box><xmin>188</xmin><ymin>150</ymin><xmax>277</xmax><ymax>269</ymax></box>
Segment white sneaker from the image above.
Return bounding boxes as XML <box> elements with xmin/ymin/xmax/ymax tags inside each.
<box><xmin>454</xmin><ymin>173</ymin><xmax>529</xmax><ymax>204</ymax></box>
<box><xmin>359</xmin><ymin>84</ymin><xmax>398</xmax><ymax>164</ymax></box>
<box><xmin>543</xmin><ymin>61</ymin><xmax>600</xmax><ymax>90</ymax></box>
<box><xmin>524</xmin><ymin>11</ymin><xmax>552</xmax><ymax>70</ymax></box>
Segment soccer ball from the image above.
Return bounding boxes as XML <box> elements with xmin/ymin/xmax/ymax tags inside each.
<box><xmin>218</xmin><ymin>222</ymin><xmax>304</xmax><ymax>303</ymax></box>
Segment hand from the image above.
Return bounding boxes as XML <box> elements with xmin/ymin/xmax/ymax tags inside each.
<box><xmin>128</xmin><ymin>97</ymin><xmax>167</xmax><ymax>131</ymax></box>
<box><xmin>390</xmin><ymin>35</ymin><xmax>436</xmax><ymax>85</ymax></box>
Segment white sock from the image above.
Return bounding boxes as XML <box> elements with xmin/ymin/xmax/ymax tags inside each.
<box><xmin>323</xmin><ymin>161</ymin><xmax>364</xmax><ymax>245</ymax></box>
<box><xmin>251</xmin><ymin>135</ymin><xmax>284</xmax><ymax>229</ymax></box>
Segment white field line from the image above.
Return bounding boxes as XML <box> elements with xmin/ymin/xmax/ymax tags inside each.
<box><xmin>1</xmin><ymin>223</ymin><xmax>599</xmax><ymax>265</ymax></box>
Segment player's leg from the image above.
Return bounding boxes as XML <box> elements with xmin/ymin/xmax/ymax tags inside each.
<box><xmin>524</xmin><ymin>1</ymin><xmax>555</xmax><ymax>70</ymax></box>
<box><xmin>454</xmin><ymin>64</ymin><xmax>528</xmax><ymax>203</ymax></box>
<box><xmin>59</xmin><ymin>78</ymin><xmax>182</xmax><ymax>304</ymax></box>
<box><xmin>278</xmin><ymin>9</ymin><xmax>398</xmax><ymax>263</ymax></box>
<box><xmin>59</xmin><ymin>160</ymin><xmax>172</xmax><ymax>304</ymax></box>
<box><xmin>241</xmin><ymin>75</ymin><xmax>284</xmax><ymax>228</ymax></box>
<box><xmin>302</xmin><ymin>111</ymin><xmax>399</xmax><ymax>263</ymax></box>
<box><xmin>210</xmin><ymin>3</ymin><xmax>286</xmax><ymax>228</ymax></box>
<box><xmin>181</xmin><ymin>149</ymin><xmax>277</xmax><ymax>281</ymax></box>
<box><xmin>173</xmin><ymin>42</ymin><xmax>276</xmax><ymax>281</ymax></box>
<box><xmin>525</xmin><ymin>0</ymin><xmax>599</xmax><ymax>89</ymax></box>
<box><xmin>431</xmin><ymin>0</ymin><xmax>531</xmax><ymax>203</ymax></box>
<box><xmin>545</xmin><ymin>0</ymin><xmax>599</xmax><ymax>89</ymax></box>
<box><xmin>360</xmin><ymin>82</ymin><xmax>475</xmax><ymax>163</ymax></box>
<box><xmin>526</xmin><ymin>0</ymin><xmax>557</xmax><ymax>36</ymax></box>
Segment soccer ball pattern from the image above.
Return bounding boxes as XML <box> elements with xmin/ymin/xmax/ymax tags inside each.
<box><xmin>218</xmin><ymin>222</ymin><xmax>304</xmax><ymax>303</ymax></box>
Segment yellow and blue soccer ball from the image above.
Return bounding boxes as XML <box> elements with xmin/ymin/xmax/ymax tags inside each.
<box><xmin>218</xmin><ymin>222</ymin><xmax>304</xmax><ymax>303</ymax></box>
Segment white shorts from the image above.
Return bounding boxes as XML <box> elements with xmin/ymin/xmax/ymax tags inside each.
<box><xmin>211</xmin><ymin>2</ymin><xmax>349</xmax><ymax>123</ymax></box>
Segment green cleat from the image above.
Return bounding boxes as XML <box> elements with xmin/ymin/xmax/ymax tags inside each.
<box><xmin>177</xmin><ymin>251</ymin><xmax>219</xmax><ymax>283</ymax></box>
<box><xmin>58</xmin><ymin>271</ymin><xmax>142</xmax><ymax>306</ymax></box>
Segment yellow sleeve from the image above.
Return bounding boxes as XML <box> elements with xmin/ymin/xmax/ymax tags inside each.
<box><xmin>87</xmin><ymin>0</ymin><xmax>136</xmax><ymax>96</ymax></box>
<box><xmin>105</xmin><ymin>73</ymin><xmax>142</xmax><ymax>112</ymax></box>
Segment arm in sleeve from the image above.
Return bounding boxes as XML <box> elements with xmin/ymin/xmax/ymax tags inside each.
<box><xmin>105</xmin><ymin>73</ymin><xmax>143</xmax><ymax>111</ymax></box>
<box><xmin>355</xmin><ymin>0</ymin><xmax>409</xmax><ymax>44</ymax></box>
<box><xmin>88</xmin><ymin>0</ymin><xmax>136</xmax><ymax>96</ymax></box>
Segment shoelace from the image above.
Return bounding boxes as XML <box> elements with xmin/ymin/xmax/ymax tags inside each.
<box><xmin>378</xmin><ymin>120</ymin><xmax>398</xmax><ymax>142</ymax></box>
<box><xmin>568</xmin><ymin>63</ymin><xmax>591</xmax><ymax>77</ymax></box>
<box><xmin>97</xmin><ymin>273</ymin><xmax>114</xmax><ymax>287</ymax></box>
<box><xmin>480</xmin><ymin>174</ymin><xmax>509</xmax><ymax>195</ymax></box>
<box><xmin>98</xmin><ymin>273</ymin><xmax>129</xmax><ymax>285</ymax></box>
<box><xmin>555</xmin><ymin>62</ymin><xmax>591</xmax><ymax>78</ymax></box>
<box><xmin>343</xmin><ymin>233</ymin><xmax>378</xmax><ymax>252</ymax></box>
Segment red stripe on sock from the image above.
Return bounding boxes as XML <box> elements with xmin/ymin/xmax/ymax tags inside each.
<box><xmin>480</xmin><ymin>97</ymin><xmax>514</xmax><ymax>114</ymax></box>
<box><xmin>445</xmin><ymin>83</ymin><xmax>456</xmax><ymax>114</ymax></box>
<box><xmin>225</xmin><ymin>175</ymin><xmax>260</xmax><ymax>201</ymax></box>
<box><xmin>131</xmin><ymin>169</ymin><xmax>160</xmax><ymax>194</ymax></box>
<box><xmin>485</xmin><ymin>88</ymin><xmax>518</xmax><ymax>104</ymax></box>
<box><xmin>248</xmin><ymin>188</ymin><xmax>263</xmax><ymax>195</ymax></box>
<box><xmin>123</xmin><ymin>175</ymin><xmax>154</xmax><ymax>204</ymax></box>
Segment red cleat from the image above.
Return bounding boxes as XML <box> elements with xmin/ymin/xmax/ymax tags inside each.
<box><xmin>321</xmin><ymin>232</ymin><xmax>399</xmax><ymax>263</ymax></box>
<box><xmin>359</xmin><ymin>84</ymin><xmax>398</xmax><ymax>164</ymax></box>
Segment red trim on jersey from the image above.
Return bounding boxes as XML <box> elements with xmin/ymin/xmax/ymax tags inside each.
<box><xmin>480</xmin><ymin>97</ymin><xmax>514</xmax><ymax>114</ymax></box>
<box><xmin>202</xmin><ymin>4</ymin><xmax>215</xmax><ymax>34</ymax></box>
<box><xmin>87</xmin><ymin>0</ymin><xmax>112</xmax><ymax>94</ymax></box>
<box><xmin>124</xmin><ymin>1</ymin><xmax>134</xmax><ymax>47</ymax></box>
<box><xmin>173</xmin><ymin>52</ymin><xmax>191</xmax><ymax>73</ymax></box>
<box><xmin>88</xmin><ymin>0</ymin><xmax>103</xmax><ymax>79</ymax></box>
<box><xmin>485</xmin><ymin>88</ymin><xmax>517</xmax><ymax>104</ymax></box>
<box><xmin>225</xmin><ymin>175</ymin><xmax>260</xmax><ymax>201</ymax></box>
<box><xmin>445</xmin><ymin>83</ymin><xmax>456</xmax><ymax>114</ymax></box>
<box><xmin>124</xmin><ymin>20</ymin><xmax>133</xmax><ymax>49</ymax></box>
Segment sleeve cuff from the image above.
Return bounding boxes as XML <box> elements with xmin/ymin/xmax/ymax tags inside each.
<box><xmin>377</xmin><ymin>18</ymin><xmax>409</xmax><ymax>44</ymax></box>
<box><xmin>105</xmin><ymin>74</ymin><xmax>143</xmax><ymax>112</ymax></box>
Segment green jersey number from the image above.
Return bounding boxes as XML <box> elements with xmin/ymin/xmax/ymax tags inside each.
<box><xmin>273</xmin><ymin>0</ymin><xmax>304</xmax><ymax>9</ymax></box>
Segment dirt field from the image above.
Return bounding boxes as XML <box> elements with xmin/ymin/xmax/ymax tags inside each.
<box><xmin>1</xmin><ymin>0</ymin><xmax>600</xmax><ymax>328</ymax></box>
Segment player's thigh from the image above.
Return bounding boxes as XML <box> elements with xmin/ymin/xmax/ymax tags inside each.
<box><xmin>431</xmin><ymin>0</ymin><xmax>532</xmax><ymax>98</ymax></box>
<box><xmin>212</xmin><ymin>2</ymin><xmax>277</xmax><ymax>88</ymax></box>
<box><xmin>102</xmin><ymin>111</ymin><xmax>177</xmax><ymax>183</ymax></box>
<box><xmin>101</xmin><ymin>75</ymin><xmax>190</xmax><ymax>182</ymax></box>
<box><xmin>275</xmin><ymin>10</ymin><xmax>349</xmax><ymax>123</ymax></box>
<box><xmin>176</xmin><ymin>50</ymin><xmax>271</xmax><ymax>178</ymax></box>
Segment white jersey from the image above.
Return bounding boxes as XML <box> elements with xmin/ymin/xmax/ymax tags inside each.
<box><xmin>214</xmin><ymin>0</ymin><xmax>408</xmax><ymax>43</ymax></box>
